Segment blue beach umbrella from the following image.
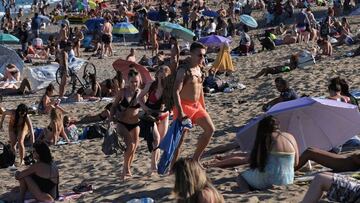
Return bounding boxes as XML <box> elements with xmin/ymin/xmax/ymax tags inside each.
<box><xmin>85</xmin><ymin>18</ymin><xmax>104</xmax><ymax>32</ymax></box>
<box><xmin>240</xmin><ymin>14</ymin><xmax>258</xmax><ymax>28</ymax></box>
<box><xmin>147</xmin><ymin>10</ymin><xmax>160</xmax><ymax>21</ymax></box>
<box><xmin>202</xmin><ymin>9</ymin><xmax>219</xmax><ymax>18</ymax></box>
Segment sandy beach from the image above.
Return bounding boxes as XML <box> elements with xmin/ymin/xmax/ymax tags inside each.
<box><xmin>0</xmin><ymin>3</ymin><xmax>360</xmax><ymax>202</ymax></box>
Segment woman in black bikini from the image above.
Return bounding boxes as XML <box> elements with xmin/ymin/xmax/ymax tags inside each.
<box><xmin>110</xmin><ymin>68</ymin><xmax>141</xmax><ymax>181</ymax></box>
<box><xmin>138</xmin><ymin>65</ymin><xmax>171</xmax><ymax>175</ymax></box>
<box><xmin>15</xmin><ymin>142</ymin><xmax>59</xmax><ymax>202</ymax></box>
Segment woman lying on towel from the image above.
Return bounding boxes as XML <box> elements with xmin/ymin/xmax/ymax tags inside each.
<box><xmin>0</xmin><ymin>63</ymin><xmax>21</xmax><ymax>89</ymax></box>
<box><xmin>15</xmin><ymin>142</ymin><xmax>59</xmax><ymax>202</ymax></box>
<box><xmin>0</xmin><ymin>78</ymin><xmax>32</xmax><ymax>95</ymax></box>
<box><xmin>250</xmin><ymin>54</ymin><xmax>299</xmax><ymax>78</ymax></box>
<box><xmin>75</xmin><ymin>103</ymin><xmax>112</xmax><ymax>124</ymax></box>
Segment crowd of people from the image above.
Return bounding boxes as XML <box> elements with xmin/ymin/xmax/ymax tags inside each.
<box><xmin>1</xmin><ymin>0</ymin><xmax>360</xmax><ymax>201</ymax></box>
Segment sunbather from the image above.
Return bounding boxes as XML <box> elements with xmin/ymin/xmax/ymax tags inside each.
<box><xmin>38</xmin><ymin>84</ymin><xmax>66</xmax><ymax>114</ymax></box>
<box><xmin>301</xmin><ymin>172</ymin><xmax>360</xmax><ymax>203</ymax></box>
<box><xmin>172</xmin><ymin>158</ymin><xmax>225</xmax><ymax>203</ymax></box>
<box><xmin>237</xmin><ymin>116</ymin><xmax>299</xmax><ymax>192</ymax></box>
<box><xmin>295</xmin><ymin>147</ymin><xmax>360</xmax><ymax>172</ymax></box>
<box><xmin>251</xmin><ymin>54</ymin><xmax>299</xmax><ymax>79</ymax></box>
<box><xmin>75</xmin><ymin>103</ymin><xmax>112</xmax><ymax>124</ymax></box>
<box><xmin>327</xmin><ymin>83</ymin><xmax>350</xmax><ymax>103</ymax></box>
<box><xmin>262</xmin><ymin>77</ymin><xmax>298</xmax><ymax>111</ymax></box>
<box><xmin>16</xmin><ymin>142</ymin><xmax>59</xmax><ymax>202</ymax></box>
<box><xmin>0</xmin><ymin>78</ymin><xmax>32</xmax><ymax>95</ymax></box>
<box><xmin>41</xmin><ymin>108</ymin><xmax>70</xmax><ymax>145</ymax></box>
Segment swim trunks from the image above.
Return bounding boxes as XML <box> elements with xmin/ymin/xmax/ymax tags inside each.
<box><xmin>327</xmin><ymin>173</ymin><xmax>360</xmax><ymax>203</ymax></box>
<box><xmin>173</xmin><ymin>99</ymin><xmax>208</xmax><ymax>124</ymax></box>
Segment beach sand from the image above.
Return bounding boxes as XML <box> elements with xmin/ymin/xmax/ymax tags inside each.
<box><xmin>0</xmin><ymin>7</ymin><xmax>360</xmax><ymax>203</ymax></box>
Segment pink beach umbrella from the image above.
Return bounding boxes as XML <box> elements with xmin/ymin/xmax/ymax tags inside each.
<box><xmin>236</xmin><ymin>97</ymin><xmax>360</xmax><ymax>153</ymax></box>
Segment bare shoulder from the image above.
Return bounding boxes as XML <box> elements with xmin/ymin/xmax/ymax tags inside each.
<box><xmin>281</xmin><ymin>132</ymin><xmax>297</xmax><ymax>145</ymax></box>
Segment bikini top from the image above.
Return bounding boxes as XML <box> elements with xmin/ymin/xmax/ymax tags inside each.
<box><xmin>146</xmin><ymin>86</ymin><xmax>163</xmax><ymax>110</ymax></box>
<box><xmin>117</xmin><ymin>89</ymin><xmax>140</xmax><ymax>111</ymax></box>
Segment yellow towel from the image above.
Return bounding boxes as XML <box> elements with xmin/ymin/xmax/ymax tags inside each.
<box><xmin>211</xmin><ymin>44</ymin><xmax>235</xmax><ymax>73</ymax></box>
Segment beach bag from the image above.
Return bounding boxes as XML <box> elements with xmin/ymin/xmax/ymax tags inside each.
<box><xmin>101</xmin><ymin>125</ymin><xmax>125</xmax><ymax>155</ymax></box>
<box><xmin>87</xmin><ymin>124</ymin><xmax>107</xmax><ymax>139</ymax></box>
<box><xmin>0</xmin><ymin>142</ymin><xmax>15</xmax><ymax>168</ymax></box>
<box><xmin>298</xmin><ymin>51</ymin><xmax>315</xmax><ymax>69</ymax></box>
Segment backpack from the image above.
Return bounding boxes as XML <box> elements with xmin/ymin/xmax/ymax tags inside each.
<box><xmin>86</xmin><ymin>124</ymin><xmax>107</xmax><ymax>139</ymax></box>
<box><xmin>0</xmin><ymin>142</ymin><xmax>15</xmax><ymax>168</ymax></box>
<box><xmin>101</xmin><ymin>124</ymin><xmax>126</xmax><ymax>155</ymax></box>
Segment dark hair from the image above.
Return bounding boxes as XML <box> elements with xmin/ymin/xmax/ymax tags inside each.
<box><xmin>77</xmin><ymin>87</ymin><xmax>85</xmax><ymax>95</ymax></box>
<box><xmin>33</xmin><ymin>142</ymin><xmax>53</xmax><ymax>164</ymax></box>
<box><xmin>275</xmin><ymin>77</ymin><xmax>288</xmax><ymax>88</ymax></box>
<box><xmin>105</xmin><ymin>78</ymin><xmax>114</xmax><ymax>89</ymax></box>
<box><xmin>330</xmin><ymin>77</ymin><xmax>350</xmax><ymax>96</ymax></box>
<box><xmin>190</xmin><ymin>42</ymin><xmax>206</xmax><ymax>52</ymax></box>
<box><xmin>249</xmin><ymin>116</ymin><xmax>280</xmax><ymax>172</ymax></box>
<box><xmin>328</xmin><ymin>83</ymin><xmax>341</xmax><ymax>92</ymax></box>
<box><xmin>13</xmin><ymin>103</ymin><xmax>29</xmax><ymax>136</ymax></box>
<box><xmin>45</xmin><ymin>84</ymin><xmax>55</xmax><ymax>95</ymax></box>
<box><xmin>170</xmin><ymin>36</ymin><xmax>177</xmax><ymax>42</ymax></box>
<box><xmin>89</xmin><ymin>73</ymin><xmax>97</xmax><ymax>89</ymax></box>
<box><xmin>128</xmin><ymin>68</ymin><xmax>139</xmax><ymax>78</ymax></box>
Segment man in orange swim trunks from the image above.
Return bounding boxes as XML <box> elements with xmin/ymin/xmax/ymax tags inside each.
<box><xmin>173</xmin><ymin>42</ymin><xmax>215</xmax><ymax>166</ymax></box>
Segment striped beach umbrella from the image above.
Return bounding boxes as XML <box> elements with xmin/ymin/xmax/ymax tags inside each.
<box><xmin>0</xmin><ymin>33</ymin><xmax>19</xmax><ymax>44</ymax></box>
<box><xmin>113</xmin><ymin>22</ymin><xmax>139</xmax><ymax>45</ymax></box>
<box><xmin>113</xmin><ymin>22</ymin><xmax>139</xmax><ymax>34</ymax></box>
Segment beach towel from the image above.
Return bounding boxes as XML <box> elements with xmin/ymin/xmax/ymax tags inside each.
<box><xmin>157</xmin><ymin>120</ymin><xmax>192</xmax><ymax>174</ymax></box>
<box><xmin>298</xmin><ymin>51</ymin><xmax>315</xmax><ymax>69</ymax></box>
<box><xmin>23</xmin><ymin>58</ymin><xmax>85</xmax><ymax>91</ymax></box>
<box><xmin>210</xmin><ymin>44</ymin><xmax>235</xmax><ymax>73</ymax></box>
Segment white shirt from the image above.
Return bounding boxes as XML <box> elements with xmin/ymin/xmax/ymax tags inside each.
<box><xmin>207</xmin><ymin>22</ymin><xmax>216</xmax><ymax>34</ymax></box>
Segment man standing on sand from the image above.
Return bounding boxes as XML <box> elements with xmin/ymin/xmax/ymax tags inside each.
<box><xmin>58</xmin><ymin>23</ymin><xmax>68</xmax><ymax>49</ymax></box>
<box><xmin>100</xmin><ymin>16</ymin><xmax>113</xmax><ymax>59</ymax></box>
<box><xmin>172</xmin><ymin>42</ymin><xmax>215</xmax><ymax>167</ymax></box>
<box><xmin>57</xmin><ymin>42</ymin><xmax>71</xmax><ymax>98</ymax></box>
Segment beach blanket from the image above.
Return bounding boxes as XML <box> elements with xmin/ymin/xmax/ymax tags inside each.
<box><xmin>157</xmin><ymin>120</ymin><xmax>192</xmax><ymax>174</ymax></box>
<box><xmin>23</xmin><ymin>59</ymin><xmax>85</xmax><ymax>91</ymax></box>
